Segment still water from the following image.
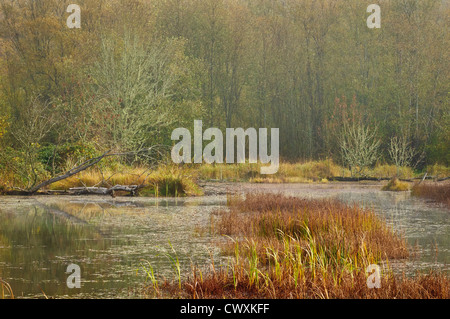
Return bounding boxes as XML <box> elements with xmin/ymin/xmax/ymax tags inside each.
<box><xmin>0</xmin><ymin>183</ymin><xmax>448</xmax><ymax>298</ymax></box>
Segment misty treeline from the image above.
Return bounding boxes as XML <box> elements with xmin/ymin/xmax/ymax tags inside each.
<box><xmin>0</xmin><ymin>0</ymin><xmax>448</xmax><ymax>174</ymax></box>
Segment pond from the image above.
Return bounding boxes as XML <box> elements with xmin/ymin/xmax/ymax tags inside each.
<box><xmin>0</xmin><ymin>182</ymin><xmax>448</xmax><ymax>298</ymax></box>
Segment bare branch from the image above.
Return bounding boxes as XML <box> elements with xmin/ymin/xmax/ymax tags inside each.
<box><xmin>27</xmin><ymin>145</ymin><xmax>166</xmax><ymax>194</ymax></box>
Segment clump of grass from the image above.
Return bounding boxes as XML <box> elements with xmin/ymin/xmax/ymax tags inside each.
<box><xmin>196</xmin><ymin>160</ymin><xmax>424</xmax><ymax>183</ymax></box>
<box><xmin>178</xmin><ymin>264</ymin><xmax>448</xmax><ymax>299</ymax></box>
<box><xmin>412</xmin><ymin>182</ymin><xmax>450</xmax><ymax>207</ymax></box>
<box><xmin>218</xmin><ymin>193</ymin><xmax>409</xmax><ymax>260</ymax></box>
<box><xmin>47</xmin><ymin>166</ymin><xmax>146</xmax><ymax>190</ymax></box>
<box><xmin>197</xmin><ymin>162</ymin><xmax>261</xmax><ymax>181</ymax></box>
<box><xmin>144</xmin><ymin>193</ymin><xmax>448</xmax><ymax>299</ymax></box>
<box><xmin>139</xmin><ymin>260</ymin><xmax>160</xmax><ymax>295</ymax></box>
<box><xmin>198</xmin><ymin>159</ymin><xmax>349</xmax><ymax>183</ymax></box>
<box><xmin>369</xmin><ymin>165</ymin><xmax>415</xmax><ymax>180</ymax></box>
<box><xmin>426</xmin><ymin>164</ymin><xmax>450</xmax><ymax>179</ymax></box>
<box><xmin>277</xmin><ymin>160</ymin><xmax>346</xmax><ymax>181</ymax></box>
<box><xmin>382</xmin><ymin>178</ymin><xmax>410</xmax><ymax>191</ymax></box>
<box><xmin>0</xmin><ymin>278</ymin><xmax>14</xmax><ymax>299</ymax></box>
<box><xmin>47</xmin><ymin>165</ymin><xmax>202</xmax><ymax>197</ymax></box>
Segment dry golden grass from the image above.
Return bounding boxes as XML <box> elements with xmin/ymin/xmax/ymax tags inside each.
<box><xmin>47</xmin><ymin>165</ymin><xmax>202</xmax><ymax>196</ymax></box>
<box><xmin>370</xmin><ymin>165</ymin><xmax>415</xmax><ymax>180</ymax></box>
<box><xmin>1</xmin><ymin>158</ymin><xmax>446</xmax><ymax>193</ymax></box>
<box><xmin>382</xmin><ymin>178</ymin><xmax>410</xmax><ymax>191</ymax></box>
<box><xmin>427</xmin><ymin>164</ymin><xmax>450</xmax><ymax>179</ymax></box>
<box><xmin>48</xmin><ymin>166</ymin><xmax>148</xmax><ymax>189</ymax></box>
<box><xmin>145</xmin><ymin>193</ymin><xmax>448</xmax><ymax>299</ymax></box>
<box><xmin>197</xmin><ymin>160</ymin><xmax>349</xmax><ymax>183</ymax></box>
<box><xmin>196</xmin><ymin>161</ymin><xmax>420</xmax><ymax>183</ymax></box>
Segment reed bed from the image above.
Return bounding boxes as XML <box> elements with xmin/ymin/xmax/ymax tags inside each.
<box><xmin>195</xmin><ymin>161</ymin><xmax>418</xmax><ymax>183</ymax></box>
<box><xmin>145</xmin><ymin>193</ymin><xmax>448</xmax><ymax>299</ymax></box>
<box><xmin>196</xmin><ymin>160</ymin><xmax>348</xmax><ymax>182</ymax></box>
<box><xmin>47</xmin><ymin>165</ymin><xmax>202</xmax><ymax>196</ymax></box>
<box><xmin>411</xmin><ymin>182</ymin><xmax>450</xmax><ymax>207</ymax></box>
<box><xmin>426</xmin><ymin>164</ymin><xmax>450</xmax><ymax>179</ymax></box>
<box><xmin>220</xmin><ymin>193</ymin><xmax>409</xmax><ymax>259</ymax></box>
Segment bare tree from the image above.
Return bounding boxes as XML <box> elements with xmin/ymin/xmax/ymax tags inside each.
<box><xmin>7</xmin><ymin>96</ymin><xmax>56</xmax><ymax>188</ymax></box>
<box><xmin>388</xmin><ymin>135</ymin><xmax>417</xmax><ymax>175</ymax></box>
<box><xmin>340</xmin><ymin>123</ymin><xmax>380</xmax><ymax>176</ymax></box>
<box><xmin>27</xmin><ymin>146</ymin><xmax>167</xmax><ymax>194</ymax></box>
<box><xmin>91</xmin><ymin>32</ymin><xmax>181</xmax><ymax>151</ymax></box>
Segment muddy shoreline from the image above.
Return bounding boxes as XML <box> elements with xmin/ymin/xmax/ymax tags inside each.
<box><xmin>2</xmin><ymin>176</ymin><xmax>449</xmax><ymax>197</ymax></box>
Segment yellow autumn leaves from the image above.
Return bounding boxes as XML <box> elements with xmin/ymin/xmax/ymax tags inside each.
<box><xmin>0</xmin><ymin>116</ymin><xmax>8</xmax><ymax>140</ymax></box>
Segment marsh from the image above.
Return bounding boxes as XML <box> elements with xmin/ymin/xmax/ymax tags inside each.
<box><xmin>0</xmin><ymin>182</ymin><xmax>448</xmax><ymax>298</ymax></box>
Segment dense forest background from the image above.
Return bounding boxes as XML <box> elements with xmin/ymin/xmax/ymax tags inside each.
<box><xmin>0</xmin><ymin>0</ymin><xmax>448</xmax><ymax>181</ymax></box>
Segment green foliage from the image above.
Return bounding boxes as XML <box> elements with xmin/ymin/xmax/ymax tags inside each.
<box><xmin>369</xmin><ymin>164</ymin><xmax>415</xmax><ymax>180</ymax></box>
<box><xmin>0</xmin><ymin>116</ymin><xmax>7</xmax><ymax>140</ymax></box>
<box><xmin>37</xmin><ymin>142</ymin><xmax>99</xmax><ymax>173</ymax></box>
<box><xmin>0</xmin><ymin>146</ymin><xmax>50</xmax><ymax>189</ymax></box>
<box><xmin>0</xmin><ymin>0</ymin><xmax>448</xmax><ymax>176</ymax></box>
<box><xmin>426</xmin><ymin>164</ymin><xmax>450</xmax><ymax>179</ymax></box>
<box><xmin>426</xmin><ymin>123</ymin><xmax>450</xmax><ymax>166</ymax></box>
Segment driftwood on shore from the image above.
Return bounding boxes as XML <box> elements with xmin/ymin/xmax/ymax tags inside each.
<box><xmin>69</xmin><ymin>185</ymin><xmax>141</xmax><ymax>196</ymax></box>
<box><xmin>27</xmin><ymin>150</ymin><xmax>113</xmax><ymax>194</ymax></box>
<box><xmin>5</xmin><ymin>146</ymin><xmax>162</xmax><ymax>195</ymax></box>
<box><xmin>3</xmin><ymin>185</ymin><xmax>144</xmax><ymax>196</ymax></box>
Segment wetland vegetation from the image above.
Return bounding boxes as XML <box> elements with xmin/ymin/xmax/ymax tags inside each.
<box><xmin>0</xmin><ymin>0</ymin><xmax>449</xmax><ymax>300</ymax></box>
<box><xmin>143</xmin><ymin>193</ymin><xmax>448</xmax><ymax>299</ymax></box>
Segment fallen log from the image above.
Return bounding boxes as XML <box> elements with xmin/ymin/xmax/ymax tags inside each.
<box><xmin>328</xmin><ymin>176</ymin><xmax>384</xmax><ymax>182</ymax></box>
<box><xmin>27</xmin><ymin>150</ymin><xmax>113</xmax><ymax>194</ymax></box>
<box><xmin>328</xmin><ymin>175</ymin><xmax>442</xmax><ymax>182</ymax></box>
<box><xmin>25</xmin><ymin>146</ymin><xmax>162</xmax><ymax>194</ymax></box>
<box><xmin>1</xmin><ymin>186</ymin><xmax>143</xmax><ymax>196</ymax></box>
<box><xmin>69</xmin><ymin>187</ymin><xmax>110</xmax><ymax>195</ymax></box>
<box><xmin>68</xmin><ymin>185</ymin><xmax>142</xmax><ymax>196</ymax></box>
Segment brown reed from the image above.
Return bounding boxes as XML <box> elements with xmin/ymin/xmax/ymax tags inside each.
<box><xmin>144</xmin><ymin>193</ymin><xmax>448</xmax><ymax>299</ymax></box>
<box><xmin>411</xmin><ymin>182</ymin><xmax>450</xmax><ymax>207</ymax></box>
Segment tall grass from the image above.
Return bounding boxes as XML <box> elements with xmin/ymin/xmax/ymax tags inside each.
<box><xmin>412</xmin><ymin>182</ymin><xmax>450</xmax><ymax>207</ymax></box>
<box><xmin>0</xmin><ymin>278</ymin><xmax>14</xmax><ymax>299</ymax></box>
<box><xmin>370</xmin><ymin>165</ymin><xmax>415</xmax><ymax>180</ymax></box>
<box><xmin>165</xmin><ymin>241</ymin><xmax>182</xmax><ymax>289</ymax></box>
<box><xmin>147</xmin><ymin>193</ymin><xmax>448</xmax><ymax>299</ymax></box>
<box><xmin>47</xmin><ymin>165</ymin><xmax>202</xmax><ymax>197</ymax></box>
<box><xmin>196</xmin><ymin>160</ymin><xmax>348</xmax><ymax>182</ymax></box>
<box><xmin>139</xmin><ymin>260</ymin><xmax>159</xmax><ymax>295</ymax></box>
<box><xmin>1</xmin><ymin>157</ymin><xmax>447</xmax><ymax>194</ymax></box>
<box><xmin>426</xmin><ymin>164</ymin><xmax>450</xmax><ymax>179</ymax></box>
<box><xmin>195</xmin><ymin>160</ymin><xmax>419</xmax><ymax>183</ymax></box>
<box><xmin>218</xmin><ymin>193</ymin><xmax>409</xmax><ymax>261</ymax></box>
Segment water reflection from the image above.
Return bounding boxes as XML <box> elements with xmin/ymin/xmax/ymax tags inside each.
<box><xmin>334</xmin><ymin>191</ymin><xmax>449</xmax><ymax>275</ymax></box>
<box><xmin>0</xmin><ymin>204</ymin><xmax>107</xmax><ymax>298</ymax></box>
<box><xmin>0</xmin><ymin>184</ymin><xmax>448</xmax><ymax>298</ymax></box>
<box><xmin>0</xmin><ymin>196</ymin><xmax>225</xmax><ymax>298</ymax></box>
<box><xmin>237</xmin><ymin>183</ymin><xmax>449</xmax><ymax>275</ymax></box>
